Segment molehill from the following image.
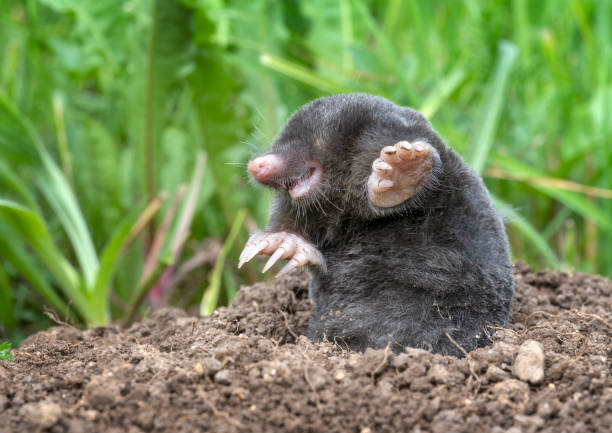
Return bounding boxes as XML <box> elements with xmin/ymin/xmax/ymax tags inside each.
<box><xmin>0</xmin><ymin>262</ymin><xmax>610</xmax><ymax>433</ymax></box>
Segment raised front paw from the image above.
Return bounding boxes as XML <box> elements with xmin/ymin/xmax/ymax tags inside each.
<box><xmin>367</xmin><ymin>140</ymin><xmax>434</xmax><ymax>208</ymax></box>
<box><xmin>238</xmin><ymin>231</ymin><xmax>325</xmax><ymax>276</ymax></box>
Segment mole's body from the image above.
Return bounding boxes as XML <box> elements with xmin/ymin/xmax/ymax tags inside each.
<box><xmin>239</xmin><ymin>94</ymin><xmax>514</xmax><ymax>357</ymax></box>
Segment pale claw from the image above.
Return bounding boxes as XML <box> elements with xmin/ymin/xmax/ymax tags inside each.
<box><xmin>262</xmin><ymin>247</ymin><xmax>286</xmax><ymax>273</ymax></box>
<box><xmin>237</xmin><ymin>231</ymin><xmax>325</xmax><ymax>275</ymax></box>
<box><xmin>277</xmin><ymin>259</ymin><xmax>299</xmax><ymax>276</ymax></box>
<box><xmin>367</xmin><ymin>139</ymin><xmax>433</xmax><ymax>208</ymax></box>
<box><xmin>238</xmin><ymin>240</ymin><xmax>268</xmax><ymax>269</ymax></box>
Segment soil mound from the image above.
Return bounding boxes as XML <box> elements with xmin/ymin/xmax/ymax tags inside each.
<box><xmin>1</xmin><ymin>262</ymin><xmax>610</xmax><ymax>432</ymax></box>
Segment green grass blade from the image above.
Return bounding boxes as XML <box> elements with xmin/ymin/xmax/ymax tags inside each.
<box><xmin>201</xmin><ymin>208</ymin><xmax>247</xmax><ymax>316</ymax></box>
<box><xmin>259</xmin><ymin>53</ymin><xmax>352</xmax><ymax>94</ymax></box>
<box><xmin>0</xmin><ymin>199</ymin><xmax>88</xmax><ymax>313</ymax></box>
<box><xmin>467</xmin><ymin>41</ymin><xmax>518</xmax><ymax>174</ymax></box>
<box><xmin>419</xmin><ymin>68</ymin><xmax>466</xmax><ymax>119</ymax></box>
<box><xmin>0</xmin><ymin>159</ymin><xmax>38</xmax><ymax>210</ymax></box>
<box><xmin>36</xmin><ymin>163</ymin><xmax>99</xmax><ymax>289</ymax></box>
<box><xmin>492</xmin><ymin>194</ymin><xmax>560</xmax><ymax>268</ymax></box>
<box><xmin>90</xmin><ymin>208</ymin><xmax>142</xmax><ymax>325</ymax></box>
<box><xmin>491</xmin><ymin>153</ymin><xmax>612</xmax><ymax>234</ymax></box>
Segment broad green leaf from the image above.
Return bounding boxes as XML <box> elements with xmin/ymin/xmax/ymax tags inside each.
<box><xmin>0</xmin><ymin>93</ymin><xmax>99</xmax><ymax>288</ymax></box>
<box><xmin>145</xmin><ymin>0</ymin><xmax>194</xmax><ymax>200</ymax></box>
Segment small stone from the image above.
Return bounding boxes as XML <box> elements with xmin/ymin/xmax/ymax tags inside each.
<box><xmin>513</xmin><ymin>340</ymin><xmax>545</xmax><ymax>384</ymax></box>
<box><xmin>485</xmin><ymin>365</ymin><xmax>508</xmax><ymax>382</ymax></box>
<box><xmin>84</xmin><ymin>375</ymin><xmax>121</xmax><ymax>408</ymax></box>
<box><xmin>391</xmin><ymin>353</ymin><xmax>410</xmax><ymax>369</ymax></box>
<box><xmin>214</xmin><ymin>369</ymin><xmax>232</xmax><ymax>385</ymax></box>
<box><xmin>334</xmin><ymin>370</ymin><xmax>345</xmax><ymax>381</ymax></box>
<box><xmin>232</xmin><ymin>387</ymin><xmax>249</xmax><ymax>400</ymax></box>
<box><xmin>514</xmin><ymin>414</ymin><xmax>545</xmax><ymax>428</ymax></box>
<box><xmin>201</xmin><ymin>357</ymin><xmax>222</xmax><ymax>376</ymax></box>
<box><xmin>19</xmin><ymin>400</ymin><xmax>62</xmax><ymax>429</ymax></box>
<box><xmin>429</xmin><ymin>363</ymin><xmax>450</xmax><ymax>384</ymax></box>
<box><xmin>192</xmin><ymin>362</ymin><xmax>204</xmax><ymax>375</ymax></box>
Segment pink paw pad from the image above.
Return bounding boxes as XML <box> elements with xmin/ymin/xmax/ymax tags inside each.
<box><xmin>238</xmin><ymin>231</ymin><xmax>325</xmax><ymax>276</ymax></box>
<box><xmin>367</xmin><ymin>140</ymin><xmax>433</xmax><ymax>208</ymax></box>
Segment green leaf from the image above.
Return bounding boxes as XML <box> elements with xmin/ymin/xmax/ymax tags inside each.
<box><xmin>0</xmin><ymin>93</ymin><xmax>99</xmax><ymax>289</ymax></box>
<box><xmin>0</xmin><ymin>342</ymin><xmax>11</xmax><ymax>361</ymax></box>
<box><xmin>0</xmin><ymin>159</ymin><xmax>39</xmax><ymax>210</ymax></box>
<box><xmin>36</xmin><ymin>163</ymin><xmax>99</xmax><ymax>290</ymax></box>
<box><xmin>0</xmin><ymin>199</ymin><xmax>88</xmax><ymax>315</ymax></box>
<box><xmin>145</xmin><ymin>0</ymin><xmax>194</xmax><ymax>201</ymax></box>
<box><xmin>0</xmin><ymin>221</ymin><xmax>70</xmax><ymax>319</ymax></box>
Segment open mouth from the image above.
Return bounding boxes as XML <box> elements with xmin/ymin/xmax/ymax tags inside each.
<box><xmin>287</xmin><ymin>161</ymin><xmax>323</xmax><ymax>200</ymax></box>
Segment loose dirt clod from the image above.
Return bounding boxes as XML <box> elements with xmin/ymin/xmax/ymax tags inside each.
<box><xmin>513</xmin><ymin>340</ymin><xmax>545</xmax><ymax>384</ymax></box>
<box><xmin>0</xmin><ymin>262</ymin><xmax>611</xmax><ymax>432</ymax></box>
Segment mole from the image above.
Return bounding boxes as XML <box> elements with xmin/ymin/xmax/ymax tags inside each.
<box><xmin>238</xmin><ymin>93</ymin><xmax>514</xmax><ymax>357</ymax></box>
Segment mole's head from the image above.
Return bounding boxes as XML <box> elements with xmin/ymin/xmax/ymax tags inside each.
<box><xmin>247</xmin><ymin>93</ymin><xmax>444</xmax><ymax>219</ymax></box>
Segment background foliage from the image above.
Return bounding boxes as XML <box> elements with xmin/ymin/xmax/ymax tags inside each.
<box><xmin>1</xmin><ymin>0</ymin><xmax>611</xmax><ymax>343</ymax></box>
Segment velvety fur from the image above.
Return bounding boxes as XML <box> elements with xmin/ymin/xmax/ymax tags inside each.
<box><xmin>259</xmin><ymin>93</ymin><xmax>514</xmax><ymax>357</ymax></box>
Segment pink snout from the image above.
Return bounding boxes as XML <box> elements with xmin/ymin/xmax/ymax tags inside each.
<box><xmin>247</xmin><ymin>154</ymin><xmax>284</xmax><ymax>182</ymax></box>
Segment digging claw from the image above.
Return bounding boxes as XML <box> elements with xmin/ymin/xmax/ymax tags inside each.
<box><xmin>237</xmin><ymin>231</ymin><xmax>325</xmax><ymax>275</ymax></box>
<box><xmin>262</xmin><ymin>247</ymin><xmax>286</xmax><ymax>273</ymax></box>
<box><xmin>368</xmin><ymin>139</ymin><xmax>434</xmax><ymax>208</ymax></box>
<box><xmin>238</xmin><ymin>239</ymin><xmax>268</xmax><ymax>268</ymax></box>
<box><xmin>276</xmin><ymin>259</ymin><xmax>299</xmax><ymax>277</ymax></box>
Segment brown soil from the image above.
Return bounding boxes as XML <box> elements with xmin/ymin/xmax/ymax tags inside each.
<box><xmin>1</xmin><ymin>262</ymin><xmax>610</xmax><ymax>433</ymax></box>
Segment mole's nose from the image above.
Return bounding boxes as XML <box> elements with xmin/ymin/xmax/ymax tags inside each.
<box><xmin>247</xmin><ymin>154</ymin><xmax>284</xmax><ymax>181</ymax></box>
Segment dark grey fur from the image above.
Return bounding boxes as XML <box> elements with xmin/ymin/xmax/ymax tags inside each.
<box><xmin>256</xmin><ymin>93</ymin><xmax>514</xmax><ymax>357</ymax></box>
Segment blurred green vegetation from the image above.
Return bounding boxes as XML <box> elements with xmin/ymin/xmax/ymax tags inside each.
<box><xmin>0</xmin><ymin>0</ymin><xmax>611</xmax><ymax>343</ymax></box>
